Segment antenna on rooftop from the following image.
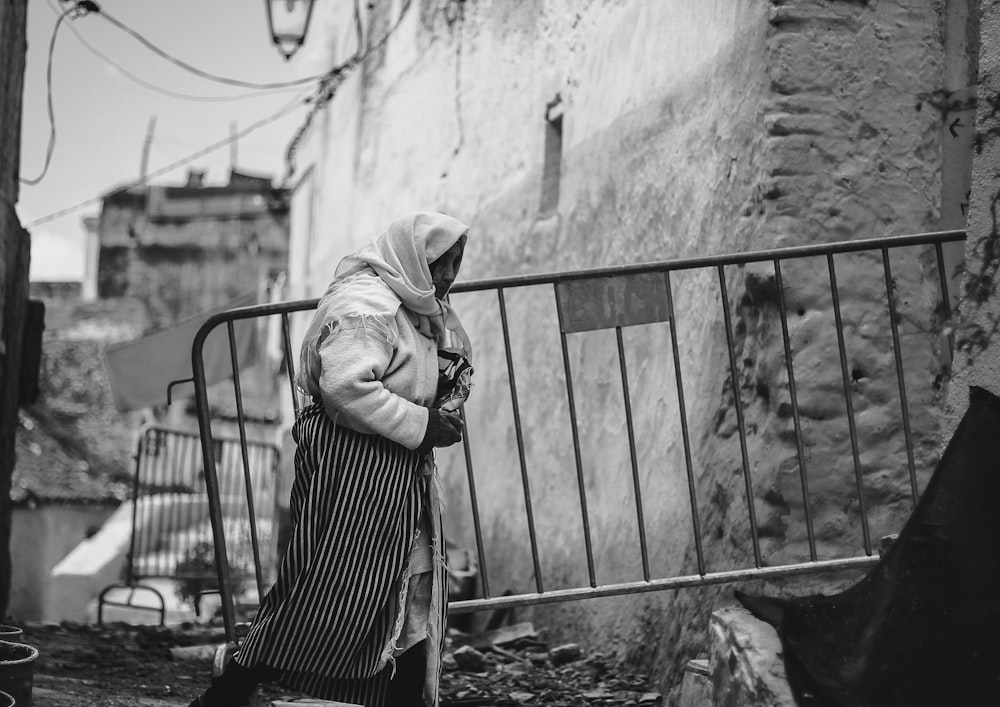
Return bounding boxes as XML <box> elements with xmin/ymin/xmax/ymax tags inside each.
<box><xmin>140</xmin><ymin>115</ymin><xmax>157</xmax><ymax>181</ymax></box>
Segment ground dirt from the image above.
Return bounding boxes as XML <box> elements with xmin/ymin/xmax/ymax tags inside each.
<box><xmin>19</xmin><ymin>621</ymin><xmax>663</xmax><ymax>706</ymax></box>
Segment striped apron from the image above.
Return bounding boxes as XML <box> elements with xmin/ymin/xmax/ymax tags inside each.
<box><xmin>234</xmin><ymin>403</ymin><xmax>448</xmax><ymax>706</ymax></box>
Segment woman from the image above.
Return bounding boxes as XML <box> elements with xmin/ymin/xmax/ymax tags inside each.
<box><xmin>189</xmin><ymin>212</ymin><xmax>473</xmax><ymax>707</ymax></box>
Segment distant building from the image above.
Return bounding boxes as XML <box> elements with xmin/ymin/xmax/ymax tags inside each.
<box><xmin>96</xmin><ymin>169</ymin><xmax>290</xmax><ymax>329</ymax></box>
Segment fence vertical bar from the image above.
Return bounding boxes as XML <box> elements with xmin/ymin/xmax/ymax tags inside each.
<box><xmin>227</xmin><ymin>321</ymin><xmax>266</xmax><ymax>599</ymax></box>
<box><xmin>192</xmin><ymin>318</ymin><xmax>237</xmax><ymax>643</ymax></box>
<box><xmin>934</xmin><ymin>242</ymin><xmax>956</xmax><ymax>358</ymax></box>
<box><xmin>458</xmin><ymin>405</ymin><xmax>490</xmax><ymax>600</ymax></box>
<box><xmin>881</xmin><ymin>249</ymin><xmax>920</xmax><ymax>506</ymax></box>
<box><xmin>826</xmin><ymin>254</ymin><xmax>873</xmax><ymax>556</ymax></box>
<box><xmin>281</xmin><ymin>312</ymin><xmax>301</xmax><ymax>416</ymax></box>
<box><xmin>554</xmin><ymin>283</ymin><xmax>598</xmax><ymax>587</ymax></box>
<box><xmin>497</xmin><ymin>288</ymin><xmax>544</xmax><ymax>593</ymax></box>
<box><xmin>615</xmin><ymin>326</ymin><xmax>650</xmax><ymax>581</ymax></box>
<box><xmin>772</xmin><ymin>260</ymin><xmax>817</xmax><ymax>561</ymax></box>
<box><xmin>127</xmin><ymin>431</ymin><xmax>145</xmax><ymax>585</ymax></box>
<box><xmin>183</xmin><ymin>432</ymin><xmax>198</xmax><ymax>563</ymax></box>
<box><xmin>717</xmin><ymin>265</ymin><xmax>763</xmax><ymax>568</ymax></box>
<box><xmin>663</xmin><ymin>272</ymin><xmax>705</xmax><ymax>576</ymax></box>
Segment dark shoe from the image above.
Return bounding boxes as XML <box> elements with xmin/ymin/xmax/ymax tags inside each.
<box><xmin>186</xmin><ymin>696</ymin><xmax>204</xmax><ymax>707</ymax></box>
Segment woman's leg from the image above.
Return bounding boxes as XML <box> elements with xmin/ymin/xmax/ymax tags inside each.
<box><xmin>188</xmin><ymin>660</ymin><xmax>280</xmax><ymax>707</ymax></box>
<box><xmin>385</xmin><ymin>641</ymin><xmax>427</xmax><ymax>706</ymax></box>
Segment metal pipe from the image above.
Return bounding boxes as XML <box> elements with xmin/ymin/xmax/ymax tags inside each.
<box><xmin>554</xmin><ymin>284</ymin><xmax>598</xmax><ymax>587</ymax></box>
<box><xmin>773</xmin><ymin>260</ymin><xmax>816</xmax><ymax>561</ymax></box>
<box><xmin>497</xmin><ymin>288</ymin><xmax>544</xmax><ymax>593</ymax></box>
<box><xmin>127</xmin><ymin>430</ymin><xmax>145</xmax><ymax>584</ymax></box>
<box><xmin>934</xmin><ymin>242</ymin><xmax>956</xmax><ymax>359</ymax></box>
<box><xmin>663</xmin><ymin>272</ymin><xmax>705</xmax><ymax>575</ymax></box>
<box><xmin>717</xmin><ymin>265</ymin><xmax>762</xmax><ymax>568</ymax></box>
<box><xmin>191</xmin><ymin>318</ymin><xmax>238</xmax><ymax>642</ymax></box>
<box><xmin>881</xmin><ymin>249</ymin><xmax>919</xmax><ymax>507</ymax></box>
<box><xmin>458</xmin><ymin>405</ymin><xmax>490</xmax><ymax>599</ymax></box>
<box><xmin>616</xmin><ymin>326</ymin><xmax>650</xmax><ymax>581</ymax></box>
<box><xmin>826</xmin><ymin>254</ymin><xmax>873</xmax><ymax>556</ymax></box>
<box><xmin>451</xmin><ymin>230</ymin><xmax>966</xmax><ymax>294</ymax></box>
<box><xmin>281</xmin><ymin>312</ymin><xmax>301</xmax><ymax>416</ymax></box>
<box><xmin>227</xmin><ymin>321</ymin><xmax>265</xmax><ymax>599</ymax></box>
<box><xmin>450</xmin><ymin>555</ymin><xmax>879</xmax><ymax>614</ymax></box>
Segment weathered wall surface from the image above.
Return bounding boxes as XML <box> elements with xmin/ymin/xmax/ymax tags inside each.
<box><xmin>0</xmin><ymin>0</ymin><xmax>30</xmax><ymax>617</ymax></box>
<box><xmin>8</xmin><ymin>505</ymin><xmax>116</xmax><ymax>622</ymax></box>
<box><xmin>947</xmin><ymin>2</ymin><xmax>1000</xmax><ymax>425</ymax></box>
<box><xmin>286</xmin><ymin>0</ymin><xmax>968</xmax><ymax>694</ymax></box>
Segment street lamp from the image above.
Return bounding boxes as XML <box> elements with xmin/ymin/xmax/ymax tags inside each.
<box><xmin>264</xmin><ymin>0</ymin><xmax>316</xmax><ymax>60</ymax></box>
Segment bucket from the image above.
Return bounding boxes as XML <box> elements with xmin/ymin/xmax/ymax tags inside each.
<box><xmin>0</xmin><ymin>626</ymin><xmax>22</xmax><ymax>644</ymax></box>
<box><xmin>0</xmin><ymin>689</ymin><xmax>13</xmax><ymax>707</ymax></box>
<box><xmin>0</xmin><ymin>639</ymin><xmax>38</xmax><ymax>706</ymax></box>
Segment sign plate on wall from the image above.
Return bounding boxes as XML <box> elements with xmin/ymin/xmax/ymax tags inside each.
<box><xmin>556</xmin><ymin>272</ymin><xmax>671</xmax><ymax>333</ymax></box>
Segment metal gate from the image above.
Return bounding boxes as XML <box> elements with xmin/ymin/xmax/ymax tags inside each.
<box><xmin>97</xmin><ymin>424</ymin><xmax>280</xmax><ymax>625</ymax></box>
<box><xmin>191</xmin><ymin>229</ymin><xmax>963</xmax><ymax>644</ymax></box>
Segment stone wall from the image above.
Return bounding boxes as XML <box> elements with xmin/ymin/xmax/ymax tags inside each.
<box><xmin>284</xmin><ymin>0</ymin><xmax>971</xmax><ymax>695</ymax></box>
<box><xmin>0</xmin><ymin>0</ymin><xmax>29</xmax><ymax>617</ymax></box>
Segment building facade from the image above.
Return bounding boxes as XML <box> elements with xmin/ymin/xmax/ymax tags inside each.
<box><xmin>96</xmin><ymin>170</ymin><xmax>290</xmax><ymax>329</ymax></box>
<box><xmin>281</xmin><ymin>0</ymin><xmax>977</xmax><ymax>692</ymax></box>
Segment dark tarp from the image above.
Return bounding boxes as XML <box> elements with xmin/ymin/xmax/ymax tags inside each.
<box><xmin>736</xmin><ymin>385</ymin><xmax>1000</xmax><ymax>707</ymax></box>
<box><xmin>103</xmin><ymin>292</ymin><xmax>258</xmax><ymax>411</ymax></box>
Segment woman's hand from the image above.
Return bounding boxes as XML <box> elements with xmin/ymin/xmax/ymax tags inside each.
<box><xmin>419</xmin><ymin>408</ymin><xmax>464</xmax><ymax>453</ymax></box>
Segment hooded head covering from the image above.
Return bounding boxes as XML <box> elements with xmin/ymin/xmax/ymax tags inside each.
<box><xmin>334</xmin><ymin>212</ymin><xmax>472</xmax><ymax>357</ymax></box>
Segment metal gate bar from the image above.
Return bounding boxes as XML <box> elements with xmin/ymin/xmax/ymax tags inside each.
<box><xmin>191</xmin><ymin>229</ymin><xmax>964</xmax><ymax>643</ymax></box>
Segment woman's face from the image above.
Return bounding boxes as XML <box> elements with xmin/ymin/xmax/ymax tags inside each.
<box><xmin>429</xmin><ymin>238</ymin><xmax>465</xmax><ymax>299</ymax></box>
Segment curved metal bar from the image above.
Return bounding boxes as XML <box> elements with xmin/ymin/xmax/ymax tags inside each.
<box><xmin>192</xmin><ymin>317</ymin><xmax>239</xmax><ymax>643</ymax></box>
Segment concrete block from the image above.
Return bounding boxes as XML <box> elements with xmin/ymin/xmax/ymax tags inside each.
<box><xmin>709</xmin><ymin>606</ymin><xmax>795</xmax><ymax>706</ymax></box>
<box><xmin>678</xmin><ymin>658</ymin><xmax>712</xmax><ymax>707</ymax></box>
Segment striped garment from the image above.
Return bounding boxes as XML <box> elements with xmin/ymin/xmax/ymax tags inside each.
<box><xmin>234</xmin><ymin>403</ymin><xmax>448</xmax><ymax>706</ymax></box>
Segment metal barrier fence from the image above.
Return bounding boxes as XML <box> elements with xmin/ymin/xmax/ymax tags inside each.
<box><xmin>97</xmin><ymin>424</ymin><xmax>280</xmax><ymax>625</ymax></box>
<box><xmin>191</xmin><ymin>229</ymin><xmax>964</xmax><ymax>644</ymax></box>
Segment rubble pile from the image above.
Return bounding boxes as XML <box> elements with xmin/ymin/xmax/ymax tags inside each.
<box><xmin>440</xmin><ymin>622</ymin><xmax>663</xmax><ymax>707</ymax></box>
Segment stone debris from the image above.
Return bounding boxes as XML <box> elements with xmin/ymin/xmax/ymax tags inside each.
<box><xmin>452</xmin><ymin>644</ymin><xmax>488</xmax><ymax>673</ymax></box>
<box><xmin>441</xmin><ymin>629</ymin><xmax>661</xmax><ymax>706</ymax></box>
<box><xmin>548</xmin><ymin>642</ymin><xmax>583</xmax><ymax>666</ymax></box>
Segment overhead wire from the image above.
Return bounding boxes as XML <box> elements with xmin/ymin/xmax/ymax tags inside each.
<box><xmin>19</xmin><ymin>4</ymin><xmax>77</xmax><ymax>185</ymax></box>
<box><xmin>26</xmin><ymin>89</ymin><xmax>313</xmax><ymax>228</ymax></box>
<box><xmin>77</xmin><ymin>0</ymin><xmax>331</xmax><ymax>90</ymax></box>
<box><xmin>284</xmin><ymin>0</ymin><xmax>415</xmax><ymax>181</ymax></box>
<box><xmin>42</xmin><ymin>0</ymin><xmax>301</xmax><ymax>103</ymax></box>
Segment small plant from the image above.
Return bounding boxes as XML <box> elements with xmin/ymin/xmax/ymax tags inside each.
<box><xmin>173</xmin><ymin>541</ymin><xmax>248</xmax><ymax>609</ymax></box>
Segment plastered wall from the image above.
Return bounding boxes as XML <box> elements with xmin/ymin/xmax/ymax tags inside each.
<box><xmin>285</xmin><ymin>0</ymin><xmax>969</xmax><ymax>692</ymax></box>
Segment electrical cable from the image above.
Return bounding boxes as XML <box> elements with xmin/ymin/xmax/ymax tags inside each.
<box><xmin>25</xmin><ymin>89</ymin><xmax>312</xmax><ymax>228</ymax></box>
<box><xmin>19</xmin><ymin>5</ymin><xmax>75</xmax><ymax>186</ymax></box>
<box><xmin>77</xmin><ymin>1</ymin><xmax>332</xmax><ymax>90</ymax></box>
<box><xmin>283</xmin><ymin>0</ymin><xmax>415</xmax><ymax>181</ymax></box>
<box><xmin>43</xmin><ymin>0</ymin><xmax>303</xmax><ymax>103</ymax></box>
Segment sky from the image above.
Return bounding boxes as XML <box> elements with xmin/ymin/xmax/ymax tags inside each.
<box><xmin>16</xmin><ymin>0</ymin><xmax>324</xmax><ymax>281</ymax></box>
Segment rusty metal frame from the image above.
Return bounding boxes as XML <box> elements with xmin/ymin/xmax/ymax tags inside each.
<box><xmin>191</xmin><ymin>229</ymin><xmax>964</xmax><ymax>644</ymax></box>
<box><xmin>97</xmin><ymin>423</ymin><xmax>279</xmax><ymax>625</ymax></box>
